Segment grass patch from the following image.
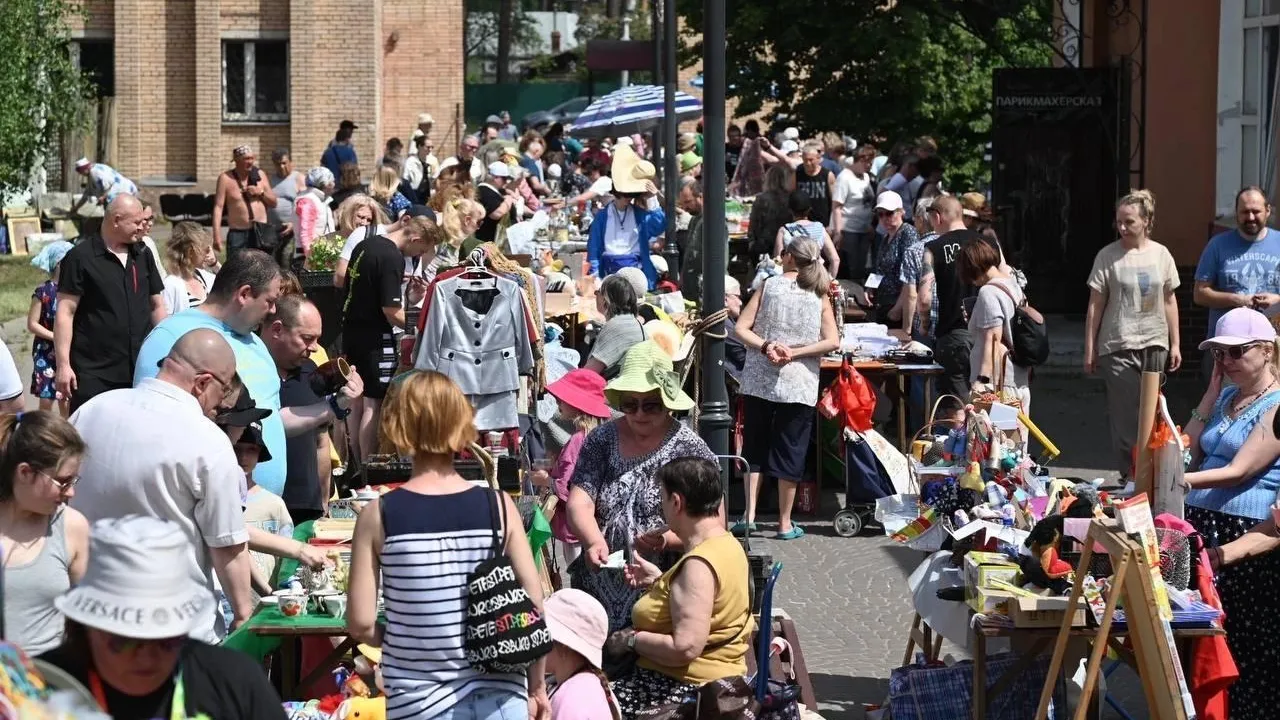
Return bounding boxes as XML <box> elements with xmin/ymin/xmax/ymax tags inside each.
<box><xmin>0</xmin><ymin>255</ymin><xmax>47</xmax><ymax>324</ymax></box>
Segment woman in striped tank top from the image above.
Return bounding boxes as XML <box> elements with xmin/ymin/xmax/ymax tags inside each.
<box><xmin>347</xmin><ymin>371</ymin><xmax>550</xmax><ymax>720</ymax></box>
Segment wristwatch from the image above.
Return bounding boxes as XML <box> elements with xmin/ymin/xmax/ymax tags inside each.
<box><xmin>626</xmin><ymin>631</ymin><xmax>637</xmax><ymax>651</ymax></box>
<box><xmin>328</xmin><ymin>393</ymin><xmax>351</xmax><ymax>421</ymax></box>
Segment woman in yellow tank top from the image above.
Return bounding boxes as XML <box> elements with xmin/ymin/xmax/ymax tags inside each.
<box><xmin>606</xmin><ymin>457</ymin><xmax>752</xmax><ymax>719</ymax></box>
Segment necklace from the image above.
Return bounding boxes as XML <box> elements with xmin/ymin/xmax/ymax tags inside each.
<box><xmin>611</xmin><ymin>205</ymin><xmax>630</xmax><ymax>232</ymax></box>
<box><xmin>1223</xmin><ymin>381</ymin><xmax>1277</xmax><ymax>424</ymax></box>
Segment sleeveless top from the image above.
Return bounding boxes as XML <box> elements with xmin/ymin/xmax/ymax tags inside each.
<box><xmin>794</xmin><ymin>166</ymin><xmax>832</xmax><ymax>226</ymax></box>
<box><xmin>379</xmin><ymin>487</ymin><xmax>526</xmax><ymax>720</ymax></box>
<box><xmin>1187</xmin><ymin>387</ymin><xmax>1280</xmax><ymax>521</ymax></box>
<box><xmin>740</xmin><ymin>276</ymin><xmax>824</xmax><ymax>405</ymax></box>
<box><xmin>4</xmin><ymin>511</ymin><xmax>70</xmax><ymax>656</ymax></box>
<box><xmin>782</xmin><ymin>221</ymin><xmax>824</xmax><ymax>248</ymax></box>
<box><xmin>631</xmin><ymin>533</ymin><xmax>752</xmax><ymax>684</ymax></box>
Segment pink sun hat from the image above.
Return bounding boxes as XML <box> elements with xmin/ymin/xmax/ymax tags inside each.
<box><xmin>1199</xmin><ymin>307</ymin><xmax>1277</xmax><ymax>350</ymax></box>
<box><xmin>543</xmin><ymin>589</ymin><xmax>609</xmax><ymax>670</ymax></box>
<box><xmin>547</xmin><ymin>369</ymin><xmax>612</xmax><ymax>419</ymax></box>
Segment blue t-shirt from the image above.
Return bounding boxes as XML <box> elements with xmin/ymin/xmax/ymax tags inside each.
<box><xmin>519</xmin><ymin>155</ymin><xmax>543</xmax><ymax>183</ymax></box>
<box><xmin>1194</xmin><ymin>228</ymin><xmax>1280</xmax><ymax>338</ymax></box>
<box><xmin>134</xmin><ymin>310</ymin><xmax>287</xmax><ymax>496</ymax></box>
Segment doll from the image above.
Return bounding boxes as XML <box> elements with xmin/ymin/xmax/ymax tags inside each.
<box><xmin>1021</xmin><ymin>515</ymin><xmax>1074</xmax><ymax>594</ymax></box>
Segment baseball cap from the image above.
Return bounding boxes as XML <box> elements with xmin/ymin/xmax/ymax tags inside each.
<box><xmin>1199</xmin><ymin>307</ymin><xmax>1278</xmax><ymax>349</ymax></box>
<box><xmin>339</xmin><ymin>119</ymin><xmax>358</xmax><ymax>130</ymax></box>
<box><xmin>488</xmin><ymin>161</ymin><xmax>512</xmax><ymax>179</ymax></box>
<box><xmin>405</xmin><ymin>204</ymin><xmax>437</xmax><ymax>222</ymax></box>
<box><xmin>875</xmin><ymin>191</ymin><xmax>904</xmax><ymax>212</ymax></box>
<box><xmin>780</xmin><ymin>140</ymin><xmax>799</xmax><ymax>155</ymax></box>
<box><xmin>74</xmin><ymin>157</ymin><xmax>91</xmax><ymax>170</ymax></box>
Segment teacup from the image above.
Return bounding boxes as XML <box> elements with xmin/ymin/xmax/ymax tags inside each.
<box><xmin>280</xmin><ymin>594</ymin><xmax>307</xmax><ymax>617</ymax></box>
<box><xmin>323</xmin><ymin>595</ymin><xmax>348</xmax><ymax>618</ymax></box>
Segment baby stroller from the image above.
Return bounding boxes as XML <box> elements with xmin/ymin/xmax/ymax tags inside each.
<box><xmin>832</xmin><ymin>428</ymin><xmax>897</xmax><ymax>537</ymax></box>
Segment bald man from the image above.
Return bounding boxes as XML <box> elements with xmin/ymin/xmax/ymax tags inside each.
<box><xmin>55</xmin><ymin>194</ymin><xmax>167</xmax><ymax>412</ymax></box>
<box><xmin>70</xmin><ymin>326</ymin><xmax>254</xmax><ymax>640</ymax></box>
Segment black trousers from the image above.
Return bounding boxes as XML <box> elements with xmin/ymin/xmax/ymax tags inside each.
<box><xmin>933</xmin><ymin>328</ymin><xmax>973</xmax><ymax>400</ymax></box>
<box><xmin>69</xmin><ymin>374</ymin><xmax>130</xmax><ymax>414</ymax></box>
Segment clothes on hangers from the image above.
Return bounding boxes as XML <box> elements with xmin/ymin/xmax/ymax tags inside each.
<box><xmin>414</xmin><ymin>271</ymin><xmax>535</xmax><ymax>430</ymax></box>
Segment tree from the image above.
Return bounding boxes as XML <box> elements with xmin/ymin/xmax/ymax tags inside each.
<box><xmin>675</xmin><ymin>0</ymin><xmax>1053</xmax><ymax>189</ymax></box>
<box><xmin>465</xmin><ymin>0</ymin><xmax>543</xmax><ymax>82</ymax></box>
<box><xmin>0</xmin><ymin>0</ymin><xmax>93</xmax><ymax>195</ymax></box>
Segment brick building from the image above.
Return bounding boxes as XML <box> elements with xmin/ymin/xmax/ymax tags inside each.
<box><xmin>66</xmin><ymin>0</ymin><xmax>465</xmax><ymax>192</ymax></box>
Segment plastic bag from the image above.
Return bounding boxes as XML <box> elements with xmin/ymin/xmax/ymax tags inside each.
<box><xmin>819</xmin><ymin>358</ymin><xmax>876</xmax><ymax>431</ymax></box>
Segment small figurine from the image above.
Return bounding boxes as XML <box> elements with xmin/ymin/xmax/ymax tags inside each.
<box><xmin>959</xmin><ymin>461</ymin><xmax>985</xmax><ymax>493</ymax></box>
<box><xmin>1021</xmin><ymin>515</ymin><xmax>1074</xmax><ymax>594</ymax></box>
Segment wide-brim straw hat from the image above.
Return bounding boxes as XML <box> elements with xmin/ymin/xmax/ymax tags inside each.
<box><xmin>610</xmin><ymin>145</ymin><xmax>656</xmax><ymax>194</ymax></box>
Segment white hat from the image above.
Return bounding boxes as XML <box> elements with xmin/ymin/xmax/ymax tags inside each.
<box><xmin>650</xmin><ymin>255</ymin><xmax>669</xmax><ymax>274</ymax></box>
<box><xmin>74</xmin><ymin>157</ymin><xmax>91</xmax><ymax>170</ymax></box>
<box><xmin>546</xmin><ymin>163</ymin><xmax>563</xmax><ymax>178</ymax></box>
<box><xmin>615</xmin><ymin>266</ymin><xmax>649</xmax><ymax>299</ymax></box>
<box><xmin>783</xmin><ymin>127</ymin><xmax>800</xmax><ymax>141</ymax></box>
<box><xmin>543</xmin><ymin>589</ymin><xmax>608</xmax><ymax>670</ymax></box>
<box><xmin>780</xmin><ymin>140</ymin><xmax>800</xmax><ymax>155</ymax></box>
<box><xmin>487</xmin><ymin>161</ymin><xmax>512</xmax><ymax>179</ymax></box>
<box><xmin>417</xmin><ymin>112</ymin><xmax>435</xmax><ymax>125</ymax></box>
<box><xmin>55</xmin><ymin>516</ymin><xmax>215</xmax><ymax>639</ymax></box>
<box><xmin>875</xmin><ymin>191</ymin><xmax>904</xmax><ymax>212</ymax></box>
<box><xmin>616</xmin><ymin>136</ymin><xmax>634</xmax><ymax>147</ymax></box>
<box><xmin>725</xmin><ymin>275</ymin><xmax>741</xmax><ymax>296</ymax></box>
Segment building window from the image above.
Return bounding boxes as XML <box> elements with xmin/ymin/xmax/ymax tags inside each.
<box><xmin>73</xmin><ymin>40</ymin><xmax>115</xmax><ymax>98</ymax></box>
<box><xmin>222</xmin><ymin>40</ymin><xmax>289</xmax><ymax>122</ymax></box>
<box><xmin>1216</xmin><ymin>0</ymin><xmax>1280</xmax><ymax>215</ymax></box>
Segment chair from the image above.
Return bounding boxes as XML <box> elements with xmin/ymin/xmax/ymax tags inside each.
<box><xmin>183</xmin><ymin>194</ymin><xmax>214</xmax><ymax>225</ymax></box>
<box><xmin>158</xmin><ymin>194</ymin><xmax>186</xmax><ymax>223</ymax></box>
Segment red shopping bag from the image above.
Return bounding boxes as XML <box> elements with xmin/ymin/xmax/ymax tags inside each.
<box><xmin>818</xmin><ymin>357</ymin><xmax>876</xmax><ymax>431</ymax></box>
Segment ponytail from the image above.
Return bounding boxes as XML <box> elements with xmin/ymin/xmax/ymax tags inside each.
<box><xmin>0</xmin><ymin>411</ymin><xmax>86</xmax><ymax>502</ymax></box>
<box><xmin>785</xmin><ymin>236</ymin><xmax>830</xmax><ymax>297</ymax></box>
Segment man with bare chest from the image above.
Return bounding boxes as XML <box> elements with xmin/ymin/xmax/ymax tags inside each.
<box><xmin>213</xmin><ymin>145</ymin><xmax>278</xmax><ymax>255</ymax></box>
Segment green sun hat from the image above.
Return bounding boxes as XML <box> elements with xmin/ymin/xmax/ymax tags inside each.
<box><xmin>605</xmin><ymin>340</ymin><xmax>695</xmax><ymax>412</ymax></box>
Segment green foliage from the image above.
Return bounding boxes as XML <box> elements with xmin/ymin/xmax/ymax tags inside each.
<box><xmin>464</xmin><ymin>0</ymin><xmax>543</xmax><ymax>65</ymax></box>
<box><xmin>0</xmin><ymin>0</ymin><xmax>94</xmax><ymax>195</ymax></box>
<box><xmin>675</xmin><ymin>0</ymin><xmax>1053</xmax><ymax>190</ymax></box>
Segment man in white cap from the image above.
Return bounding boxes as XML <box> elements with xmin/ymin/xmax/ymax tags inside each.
<box><xmin>69</xmin><ymin>158</ymin><xmax>138</xmax><ymax>215</ymax></box>
<box><xmin>38</xmin><ymin>515</ymin><xmax>284</xmax><ymax>718</ymax></box>
<box><xmin>415</xmin><ymin>111</ymin><xmax>435</xmax><ymax>141</ymax></box>
<box><xmin>476</xmin><ymin>161</ymin><xmax>519</xmax><ymax>243</ymax></box>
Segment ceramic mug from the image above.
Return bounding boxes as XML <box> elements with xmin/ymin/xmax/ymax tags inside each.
<box><xmin>280</xmin><ymin>594</ymin><xmax>307</xmax><ymax>617</ymax></box>
<box><xmin>314</xmin><ymin>357</ymin><xmax>352</xmax><ymax>394</ymax></box>
<box><xmin>323</xmin><ymin>595</ymin><xmax>348</xmax><ymax>618</ymax></box>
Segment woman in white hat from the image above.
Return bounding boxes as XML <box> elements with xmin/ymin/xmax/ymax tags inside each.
<box><xmin>293</xmin><ymin>166</ymin><xmax>337</xmax><ymax>262</ymax></box>
<box><xmin>39</xmin><ymin>515</ymin><xmax>283</xmax><ymax>719</ymax></box>
<box><xmin>543</xmin><ymin>589</ymin><xmax>620</xmax><ymax>719</ymax></box>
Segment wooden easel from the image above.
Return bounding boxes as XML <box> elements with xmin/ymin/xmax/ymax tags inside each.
<box><xmin>1033</xmin><ymin>518</ymin><xmax>1188</xmax><ymax>720</ymax></box>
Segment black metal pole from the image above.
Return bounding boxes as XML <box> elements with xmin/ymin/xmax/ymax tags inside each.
<box><xmin>662</xmin><ymin>0</ymin><xmax>679</xmax><ymax>243</ymax></box>
<box><xmin>699</xmin><ymin>0</ymin><xmax>729</xmax><ymax>457</ymax></box>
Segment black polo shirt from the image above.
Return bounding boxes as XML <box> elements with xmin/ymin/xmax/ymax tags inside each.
<box><xmin>279</xmin><ymin>358</ymin><xmax>323</xmax><ymax>513</ymax></box>
<box><xmin>58</xmin><ymin>234</ymin><xmax>164</xmax><ymax>385</ymax></box>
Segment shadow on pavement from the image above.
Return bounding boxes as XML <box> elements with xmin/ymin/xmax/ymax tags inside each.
<box><xmin>809</xmin><ymin>673</ymin><xmax>888</xmax><ymax>720</ymax></box>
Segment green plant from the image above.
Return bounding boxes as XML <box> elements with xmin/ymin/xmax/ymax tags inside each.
<box><xmin>0</xmin><ymin>0</ymin><xmax>94</xmax><ymax>195</ymax></box>
<box><xmin>305</xmin><ymin>233</ymin><xmax>344</xmax><ymax>272</ymax></box>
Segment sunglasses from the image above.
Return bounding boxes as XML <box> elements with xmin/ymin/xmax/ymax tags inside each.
<box><xmin>619</xmin><ymin>398</ymin><xmax>666</xmax><ymax>415</ymax></box>
<box><xmin>105</xmin><ymin>633</ymin><xmax>186</xmax><ymax>654</ymax></box>
<box><xmin>1212</xmin><ymin>344</ymin><xmax>1262</xmax><ymax>361</ymax></box>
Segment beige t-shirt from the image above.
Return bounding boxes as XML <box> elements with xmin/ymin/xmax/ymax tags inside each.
<box><xmin>1087</xmin><ymin>240</ymin><xmax>1180</xmax><ymax>355</ymax></box>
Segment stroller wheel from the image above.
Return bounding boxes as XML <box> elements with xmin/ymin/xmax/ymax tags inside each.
<box><xmin>833</xmin><ymin>509</ymin><xmax>864</xmax><ymax>537</ymax></box>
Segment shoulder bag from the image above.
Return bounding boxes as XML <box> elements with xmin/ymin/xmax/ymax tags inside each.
<box><xmin>464</xmin><ymin>490</ymin><xmax>553</xmax><ymax>673</ymax></box>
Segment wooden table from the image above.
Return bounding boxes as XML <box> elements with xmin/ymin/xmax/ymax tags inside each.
<box><xmin>242</xmin><ymin>610</ymin><xmax>359</xmax><ymax>700</ymax></box>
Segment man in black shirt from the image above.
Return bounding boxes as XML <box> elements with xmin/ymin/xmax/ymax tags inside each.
<box><xmin>340</xmin><ymin>207</ymin><xmax>441</xmax><ymax>459</ymax></box>
<box><xmin>264</xmin><ymin>294</ymin><xmax>363</xmax><ymax>524</ymax></box>
<box><xmin>476</xmin><ymin>161</ymin><xmax>519</xmax><ymax>243</ymax></box>
<box><xmin>39</xmin><ymin>515</ymin><xmax>285</xmax><ymax>720</ymax></box>
<box><xmin>920</xmin><ymin>195</ymin><xmax>999</xmax><ymax>398</ymax></box>
<box><xmin>55</xmin><ymin>194</ymin><xmax>166</xmax><ymax>412</ymax></box>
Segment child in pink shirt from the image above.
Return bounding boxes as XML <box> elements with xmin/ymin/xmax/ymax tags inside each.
<box><xmin>544</xmin><ymin>589</ymin><xmax>620</xmax><ymax>720</ymax></box>
<box><xmin>538</xmin><ymin>370</ymin><xmax>612</xmax><ymax>565</ymax></box>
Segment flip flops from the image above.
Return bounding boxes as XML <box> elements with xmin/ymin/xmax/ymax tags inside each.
<box><xmin>730</xmin><ymin>520</ymin><xmax>758</xmax><ymax>537</ymax></box>
<box><xmin>776</xmin><ymin>526</ymin><xmax>806</xmax><ymax>541</ymax></box>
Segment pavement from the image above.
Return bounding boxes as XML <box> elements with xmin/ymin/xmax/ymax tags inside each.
<box><xmin>0</xmin><ymin>308</ymin><xmax>1200</xmax><ymax>719</ymax></box>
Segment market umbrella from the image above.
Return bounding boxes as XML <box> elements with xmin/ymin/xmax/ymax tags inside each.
<box><xmin>569</xmin><ymin>84</ymin><xmax>702</xmax><ymax>139</ymax></box>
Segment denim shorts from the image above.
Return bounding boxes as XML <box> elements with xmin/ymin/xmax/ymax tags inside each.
<box><xmin>437</xmin><ymin>687</ymin><xmax>528</xmax><ymax>720</ymax></box>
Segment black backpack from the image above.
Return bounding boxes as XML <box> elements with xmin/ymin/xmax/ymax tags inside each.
<box><xmin>990</xmin><ymin>281</ymin><xmax>1049</xmax><ymax>367</ymax></box>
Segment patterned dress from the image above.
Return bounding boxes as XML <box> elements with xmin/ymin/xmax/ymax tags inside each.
<box><xmin>30</xmin><ymin>281</ymin><xmax>57</xmax><ymax>400</ymax></box>
<box><xmin>568</xmin><ymin>419</ymin><xmax>717</xmax><ymax>634</ymax></box>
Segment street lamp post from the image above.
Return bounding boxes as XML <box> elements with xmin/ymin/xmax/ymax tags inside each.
<box><xmin>663</xmin><ymin>0</ymin><xmax>679</xmax><ymax>251</ymax></box>
<box><xmin>698</xmin><ymin>0</ymin><xmax>729</xmax><ymax>457</ymax></box>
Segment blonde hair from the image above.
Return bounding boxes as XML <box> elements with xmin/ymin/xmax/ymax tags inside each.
<box><xmin>381</xmin><ymin>371</ymin><xmax>477</xmax><ymax>457</ymax></box>
<box><xmin>558</xmin><ymin>404</ymin><xmax>603</xmax><ymax>435</ymax></box>
<box><xmin>165</xmin><ymin>221</ymin><xmax>213</xmax><ymax>278</ymax></box>
<box><xmin>430</xmin><ymin>172</ymin><xmax>477</xmax><ymax>213</ymax></box>
<box><xmin>786</xmin><ymin>236</ymin><xmax>831</xmax><ymax>297</ymax></box>
<box><xmin>403</xmin><ymin>214</ymin><xmax>448</xmax><ymax>250</ymax></box>
<box><xmin>821</xmin><ymin>132</ymin><xmax>845</xmax><ymax>155</ymax></box>
<box><xmin>441</xmin><ymin>199</ymin><xmax>485</xmax><ymax>246</ymax></box>
<box><xmin>1117</xmin><ymin>189</ymin><xmax>1156</xmax><ymax>232</ymax></box>
<box><xmin>335</xmin><ymin>194</ymin><xmax>389</xmax><ymax>236</ymax></box>
<box><xmin>368</xmin><ymin>165</ymin><xmax>402</xmax><ymax>205</ymax></box>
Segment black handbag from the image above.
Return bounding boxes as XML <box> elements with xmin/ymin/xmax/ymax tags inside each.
<box><xmin>464</xmin><ymin>490</ymin><xmax>553</xmax><ymax>673</ymax></box>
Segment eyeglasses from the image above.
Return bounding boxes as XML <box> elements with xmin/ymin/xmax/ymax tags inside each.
<box><xmin>619</xmin><ymin>398</ymin><xmax>666</xmax><ymax>415</ymax></box>
<box><xmin>38</xmin><ymin>469</ymin><xmax>79</xmax><ymax>491</ymax></box>
<box><xmin>197</xmin><ymin>370</ymin><xmax>236</xmax><ymax>403</ymax></box>
<box><xmin>1212</xmin><ymin>344</ymin><xmax>1261</xmax><ymax>361</ymax></box>
<box><xmin>105</xmin><ymin>633</ymin><xmax>186</xmax><ymax>655</ymax></box>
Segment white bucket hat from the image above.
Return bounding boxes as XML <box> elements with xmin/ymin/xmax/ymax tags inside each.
<box><xmin>55</xmin><ymin>516</ymin><xmax>214</xmax><ymax>639</ymax></box>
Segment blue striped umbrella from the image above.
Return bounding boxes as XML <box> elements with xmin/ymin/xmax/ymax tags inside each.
<box><xmin>570</xmin><ymin>84</ymin><xmax>702</xmax><ymax>138</ymax></box>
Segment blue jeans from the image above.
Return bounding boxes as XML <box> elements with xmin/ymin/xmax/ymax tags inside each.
<box><xmin>437</xmin><ymin>688</ymin><xmax>528</xmax><ymax>720</ymax></box>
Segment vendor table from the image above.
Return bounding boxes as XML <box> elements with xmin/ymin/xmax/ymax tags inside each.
<box><xmin>237</xmin><ymin>608</ymin><xmax>359</xmax><ymax>701</ymax></box>
<box><xmin>543</xmin><ymin>290</ymin><xmax>598</xmax><ymax>351</ymax></box>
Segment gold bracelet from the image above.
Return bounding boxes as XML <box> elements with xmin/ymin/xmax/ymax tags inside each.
<box><xmin>1190</xmin><ymin>408</ymin><xmax>1209</xmax><ymax>423</ymax></box>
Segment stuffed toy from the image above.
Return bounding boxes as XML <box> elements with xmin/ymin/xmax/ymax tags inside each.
<box><xmin>337</xmin><ymin>696</ymin><xmax>386</xmax><ymax>720</ymax></box>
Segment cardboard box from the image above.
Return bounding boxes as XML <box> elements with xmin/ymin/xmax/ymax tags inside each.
<box><xmin>969</xmin><ymin>586</ymin><xmax>1016</xmax><ymax>615</ymax></box>
<box><xmin>1010</xmin><ymin>596</ymin><xmax>1087</xmax><ymax>628</ymax></box>
<box><xmin>964</xmin><ymin>551</ymin><xmax>1021</xmax><ymax>612</ymax></box>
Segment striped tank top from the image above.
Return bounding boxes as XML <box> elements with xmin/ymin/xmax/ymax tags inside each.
<box><xmin>380</xmin><ymin>486</ymin><xmax>527</xmax><ymax>719</ymax></box>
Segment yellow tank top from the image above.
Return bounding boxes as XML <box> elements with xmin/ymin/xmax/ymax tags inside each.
<box><xmin>631</xmin><ymin>533</ymin><xmax>753</xmax><ymax>684</ymax></box>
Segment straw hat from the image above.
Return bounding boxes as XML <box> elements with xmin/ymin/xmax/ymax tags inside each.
<box><xmin>610</xmin><ymin>145</ymin><xmax>656</xmax><ymax>194</ymax></box>
<box><xmin>55</xmin><ymin>516</ymin><xmax>215</xmax><ymax>639</ymax></box>
<box><xmin>605</xmin><ymin>340</ymin><xmax>694</xmax><ymax>411</ymax></box>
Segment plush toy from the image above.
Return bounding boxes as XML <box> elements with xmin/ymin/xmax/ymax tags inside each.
<box><xmin>958</xmin><ymin>461</ymin><xmax>984</xmax><ymax>493</ymax></box>
<box><xmin>337</xmin><ymin>696</ymin><xmax>387</xmax><ymax>720</ymax></box>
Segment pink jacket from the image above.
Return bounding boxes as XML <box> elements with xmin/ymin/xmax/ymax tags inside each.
<box><xmin>551</xmin><ymin>431</ymin><xmax>587</xmax><ymax>544</ymax></box>
<box><xmin>293</xmin><ymin>191</ymin><xmax>334</xmax><ymax>256</ymax></box>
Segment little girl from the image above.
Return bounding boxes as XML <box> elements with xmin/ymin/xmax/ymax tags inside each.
<box><xmin>27</xmin><ymin>242</ymin><xmax>74</xmax><ymax>414</ymax></box>
<box><xmin>538</xmin><ymin>369</ymin><xmax>612</xmax><ymax>565</ymax></box>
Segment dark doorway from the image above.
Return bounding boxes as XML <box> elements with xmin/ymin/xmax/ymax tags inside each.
<box><xmin>991</xmin><ymin>67</ymin><xmax>1126</xmax><ymax>314</ymax></box>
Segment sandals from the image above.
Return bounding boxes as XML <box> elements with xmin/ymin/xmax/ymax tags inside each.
<box><xmin>730</xmin><ymin>521</ymin><xmax>759</xmax><ymax>537</ymax></box>
<box><xmin>776</xmin><ymin>526</ymin><xmax>806</xmax><ymax>541</ymax></box>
